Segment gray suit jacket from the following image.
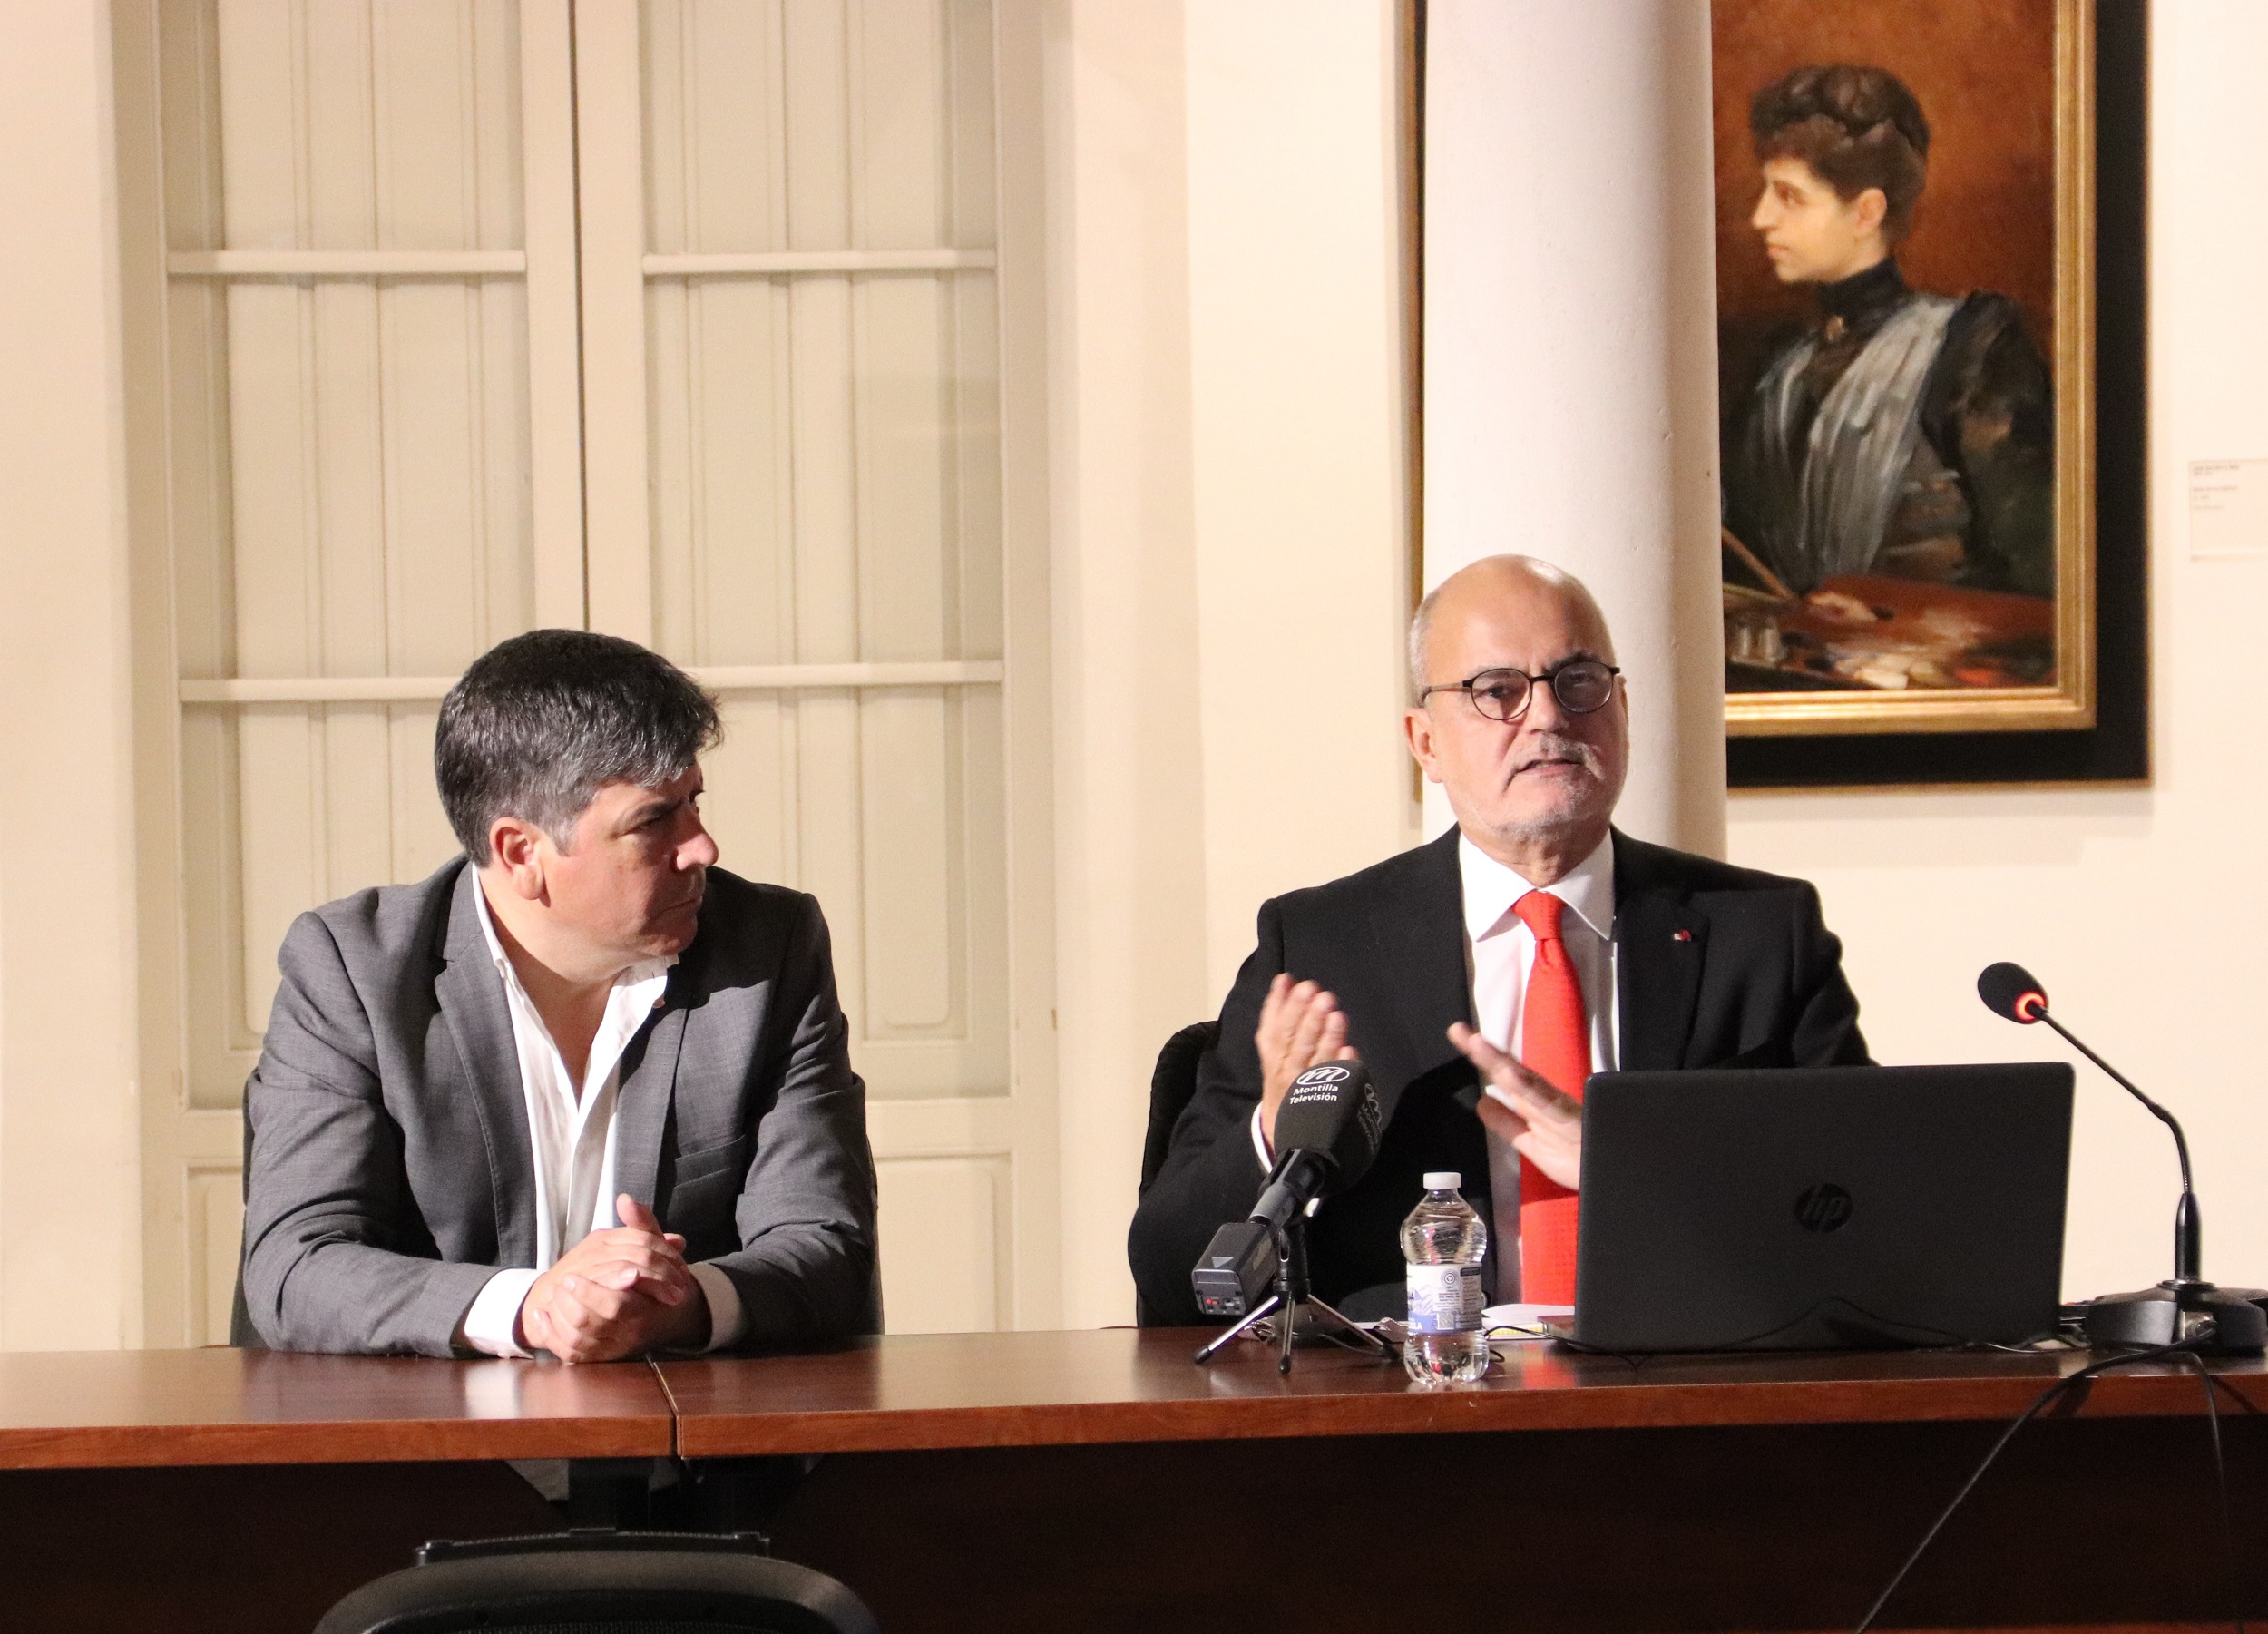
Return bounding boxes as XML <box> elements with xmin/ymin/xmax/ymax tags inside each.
<box><xmin>241</xmin><ymin>859</ymin><xmax>879</xmax><ymax>1356</ymax></box>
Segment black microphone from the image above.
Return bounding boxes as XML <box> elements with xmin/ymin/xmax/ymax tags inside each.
<box><xmin>1190</xmin><ymin>1062</ymin><xmax>1383</xmax><ymax>1318</ymax></box>
<box><xmin>1978</xmin><ymin>961</ymin><xmax>2264</xmax><ymax>1350</ymax></box>
<box><xmin>1250</xmin><ymin>1061</ymin><xmax>1383</xmax><ymax>1228</ymax></box>
<box><xmin>1976</xmin><ymin>961</ymin><xmax>2050</xmax><ymax>1026</ymax></box>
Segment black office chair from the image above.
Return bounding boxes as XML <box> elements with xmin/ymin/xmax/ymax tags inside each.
<box><xmin>1139</xmin><ymin>1019</ymin><xmax>1219</xmax><ymax>1199</ymax></box>
<box><xmin>314</xmin><ymin>1531</ymin><xmax>878</xmax><ymax>1634</ymax></box>
<box><xmin>1133</xmin><ymin>1020</ymin><xmax>1219</xmax><ymax>1326</ymax></box>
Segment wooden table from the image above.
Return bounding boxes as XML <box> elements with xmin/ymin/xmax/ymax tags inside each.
<box><xmin>0</xmin><ymin>1345</ymin><xmax>672</xmax><ymax>1465</ymax></box>
<box><xmin>660</xmin><ymin>1332</ymin><xmax>2268</xmax><ymax>1633</ymax></box>
<box><xmin>0</xmin><ymin>1348</ymin><xmax>671</xmax><ymax>1631</ymax></box>
<box><xmin>3</xmin><ymin>1332</ymin><xmax>2263</xmax><ymax>1632</ymax></box>
<box><xmin>657</xmin><ymin>1326</ymin><xmax>2268</xmax><ymax>1450</ymax></box>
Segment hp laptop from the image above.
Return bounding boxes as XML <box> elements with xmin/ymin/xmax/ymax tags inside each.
<box><xmin>1560</xmin><ymin>1062</ymin><xmax>2073</xmax><ymax>1352</ymax></box>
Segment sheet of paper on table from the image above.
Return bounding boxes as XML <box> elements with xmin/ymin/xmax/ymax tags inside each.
<box><xmin>1484</xmin><ymin>1303</ymin><xmax>1574</xmax><ymax>1340</ymax></box>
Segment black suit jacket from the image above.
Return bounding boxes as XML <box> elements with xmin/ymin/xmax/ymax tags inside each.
<box><xmin>1127</xmin><ymin>827</ymin><xmax>1870</xmax><ymax>1325</ymax></box>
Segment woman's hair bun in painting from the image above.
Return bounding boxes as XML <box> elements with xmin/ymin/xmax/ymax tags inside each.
<box><xmin>1751</xmin><ymin>64</ymin><xmax>1931</xmax><ymax>242</ymax></box>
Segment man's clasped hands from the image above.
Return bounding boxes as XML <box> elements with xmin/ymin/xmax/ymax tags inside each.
<box><xmin>517</xmin><ymin>1195</ymin><xmax>710</xmax><ymax>1363</ymax></box>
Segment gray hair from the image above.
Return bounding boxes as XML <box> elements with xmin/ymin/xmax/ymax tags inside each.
<box><xmin>1408</xmin><ymin>582</ymin><xmax>1445</xmax><ymax>701</ymax></box>
<box><xmin>435</xmin><ymin>629</ymin><xmax>721</xmax><ymax>862</ymax></box>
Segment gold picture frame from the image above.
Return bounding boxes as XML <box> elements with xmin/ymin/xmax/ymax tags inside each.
<box><xmin>1717</xmin><ymin>0</ymin><xmax>2096</xmax><ymax>738</ymax></box>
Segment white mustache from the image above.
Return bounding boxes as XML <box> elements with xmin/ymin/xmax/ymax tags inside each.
<box><xmin>1511</xmin><ymin>735</ymin><xmax>1603</xmax><ymax>778</ymax></box>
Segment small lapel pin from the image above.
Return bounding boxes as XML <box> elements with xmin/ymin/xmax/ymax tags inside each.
<box><xmin>1673</xmin><ymin>929</ymin><xmax>1693</xmax><ymax>943</ymax></box>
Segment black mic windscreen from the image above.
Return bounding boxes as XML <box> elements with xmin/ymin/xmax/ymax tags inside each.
<box><xmin>1978</xmin><ymin>961</ymin><xmax>2048</xmax><ymax>1022</ymax></box>
<box><xmin>1272</xmin><ymin>1062</ymin><xmax>1383</xmax><ymax>1195</ymax></box>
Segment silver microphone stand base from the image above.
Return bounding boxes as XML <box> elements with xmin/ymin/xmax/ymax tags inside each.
<box><xmin>1192</xmin><ymin>1293</ymin><xmax>1390</xmax><ymax>1375</ymax></box>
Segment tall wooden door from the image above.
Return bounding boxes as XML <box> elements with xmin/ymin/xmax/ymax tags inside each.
<box><xmin>127</xmin><ymin>0</ymin><xmax>1056</xmax><ymax>1347</ymax></box>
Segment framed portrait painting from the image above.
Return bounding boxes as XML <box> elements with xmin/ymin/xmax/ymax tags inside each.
<box><xmin>1715</xmin><ymin>0</ymin><xmax>2147</xmax><ymax>786</ymax></box>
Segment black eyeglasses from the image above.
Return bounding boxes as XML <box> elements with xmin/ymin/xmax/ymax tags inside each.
<box><xmin>1418</xmin><ymin>660</ymin><xmax>1621</xmax><ymax>723</ymax></box>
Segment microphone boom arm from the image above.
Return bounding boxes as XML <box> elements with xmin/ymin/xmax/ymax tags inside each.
<box><xmin>2033</xmin><ymin>1008</ymin><xmax>2201</xmax><ymax>1284</ymax></box>
<box><xmin>2032</xmin><ymin>1012</ymin><xmax>2193</xmax><ymax>1193</ymax></box>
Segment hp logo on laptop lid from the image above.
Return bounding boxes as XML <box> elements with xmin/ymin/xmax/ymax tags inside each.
<box><xmin>1794</xmin><ymin>1183</ymin><xmax>1853</xmax><ymax>1233</ymax></box>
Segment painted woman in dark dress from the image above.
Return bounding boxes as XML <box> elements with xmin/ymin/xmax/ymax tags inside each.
<box><xmin>1721</xmin><ymin>65</ymin><xmax>2054</xmax><ymax>600</ymax></box>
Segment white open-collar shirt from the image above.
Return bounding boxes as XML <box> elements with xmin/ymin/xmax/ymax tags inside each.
<box><xmin>1461</xmin><ymin>830</ymin><xmax>1619</xmax><ymax>1298</ymax></box>
<box><xmin>458</xmin><ymin>882</ymin><xmax>746</xmax><ymax>1357</ymax></box>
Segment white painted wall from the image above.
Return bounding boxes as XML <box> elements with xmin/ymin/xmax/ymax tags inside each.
<box><xmin>1042</xmin><ymin>0</ymin><xmax>1411</xmax><ymax>1325</ymax></box>
<box><xmin>1184</xmin><ymin>1</ymin><xmax>1415</xmax><ymax>993</ymax></box>
<box><xmin>1042</xmin><ymin>0</ymin><xmax>1213</xmax><ymax>1328</ymax></box>
<box><xmin>0</xmin><ymin>0</ymin><xmax>142</xmax><ymax>1348</ymax></box>
<box><xmin>1728</xmin><ymin>2</ymin><xmax>2268</xmax><ymax>1303</ymax></box>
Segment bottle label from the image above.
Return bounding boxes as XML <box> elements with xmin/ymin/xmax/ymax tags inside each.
<box><xmin>1405</xmin><ymin>1263</ymin><xmax>1484</xmax><ymax>1334</ymax></box>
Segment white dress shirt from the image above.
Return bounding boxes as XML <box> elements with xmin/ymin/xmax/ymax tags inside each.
<box><xmin>458</xmin><ymin>884</ymin><xmax>747</xmax><ymax>1358</ymax></box>
<box><xmin>1461</xmin><ymin>831</ymin><xmax>1619</xmax><ymax>1299</ymax></box>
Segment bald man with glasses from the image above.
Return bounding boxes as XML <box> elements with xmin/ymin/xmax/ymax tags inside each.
<box><xmin>1129</xmin><ymin>555</ymin><xmax>1869</xmax><ymax>1326</ymax></box>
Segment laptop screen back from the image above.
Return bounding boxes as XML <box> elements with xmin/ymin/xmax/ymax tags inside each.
<box><xmin>1572</xmin><ymin>1062</ymin><xmax>2074</xmax><ymax>1352</ymax></box>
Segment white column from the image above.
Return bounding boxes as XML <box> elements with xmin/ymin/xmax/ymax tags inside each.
<box><xmin>1423</xmin><ymin>0</ymin><xmax>1725</xmax><ymax>857</ymax></box>
<box><xmin>0</xmin><ymin>0</ymin><xmax>142</xmax><ymax>1346</ymax></box>
<box><xmin>1042</xmin><ymin>0</ymin><xmax>1213</xmax><ymax>1327</ymax></box>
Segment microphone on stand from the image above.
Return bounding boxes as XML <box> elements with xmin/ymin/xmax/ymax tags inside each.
<box><xmin>1978</xmin><ymin>962</ymin><xmax>2265</xmax><ymax>1352</ymax></box>
<box><xmin>1250</xmin><ymin>1062</ymin><xmax>1385</xmax><ymax>1229</ymax></box>
<box><xmin>1191</xmin><ymin>1062</ymin><xmax>1383</xmax><ymax>1318</ymax></box>
<box><xmin>1191</xmin><ymin>1061</ymin><xmax>1391</xmax><ymax>1372</ymax></box>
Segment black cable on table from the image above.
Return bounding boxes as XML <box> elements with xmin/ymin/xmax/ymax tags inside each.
<box><xmin>2183</xmin><ymin>1353</ymin><xmax>2248</xmax><ymax>1634</ymax></box>
<box><xmin>1852</xmin><ymin>1336</ymin><xmax>2209</xmax><ymax>1634</ymax></box>
<box><xmin>2198</xmin><ymin>1365</ymin><xmax>2263</xmax><ymax>1420</ymax></box>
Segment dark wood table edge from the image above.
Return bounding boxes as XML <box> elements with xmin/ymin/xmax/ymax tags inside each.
<box><xmin>4</xmin><ymin>1338</ymin><xmax>2262</xmax><ymax>1469</ymax></box>
<box><xmin>664</xmin><ymin>1352</ymin><xmax>2268</xmax><ymax>1459</ymax></box>
<box><xmin>0</xmin><ymin>1415</ymin><xmax>677</xmax><ymax>1470</ymax></box>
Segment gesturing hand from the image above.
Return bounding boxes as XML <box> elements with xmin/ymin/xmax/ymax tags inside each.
<box><xmin>1255</xmin><ymin>973</ymin><xmax>1363</xmax><ymax>1152</ymax></box>
<box><xmin>518</xmin><ymin>1194</ymin><xmax>710</xmax><ymax>1363</ymax></box>
<box><xmin>1447</xmin><ymin>1022</ymin><xmax>1584</xmax><ymax>1190</ymax></box>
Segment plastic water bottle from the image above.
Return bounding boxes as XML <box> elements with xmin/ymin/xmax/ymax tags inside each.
<box><xmin>1402</xmin><ymin>1170</ymin><xmax>1491</xmax><ymax>1384</ymax></box>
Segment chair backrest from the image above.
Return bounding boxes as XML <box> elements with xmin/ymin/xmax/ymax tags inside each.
<box><xmin>1134</xmin><ymin>1016</ymin><xmax>1225</xmax><ymax>1334</ymax></box>
<box><xmin>314</xmin><ymin>1531</ymin><xmax>880</xmax><ymax>1634</ymax></box>
<box><xmin>1139</xmin><ymin>1020</ymin><xmax>1219</xmax><ymax>1199</ymax></box>
<box><xmin>1135</xmin><ymin>1019</ymin><xmax>1219</xmax><ymax>1327</ymax></box>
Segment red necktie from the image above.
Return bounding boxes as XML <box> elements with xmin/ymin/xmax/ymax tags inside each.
<box><xmin>1512</xmin><ymin>889</ymin><xmax>1589</xmax><ymax>1305</ymax></box>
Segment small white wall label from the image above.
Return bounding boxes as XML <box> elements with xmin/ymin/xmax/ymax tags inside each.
<box><xmin>2190</xmin><ymin>458</ymin><xmax>2268</xmax><ymax>557</ymax></box>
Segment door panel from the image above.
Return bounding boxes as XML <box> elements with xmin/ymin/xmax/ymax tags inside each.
<box><xmin>636</xmin><ymin>10</ymin><xmax>1017</xmax><ymax>1160</ymax></box>
<box><xmin>136</xmin><ymin>0</ymin><xmax>1048</xmax><ymax>1345</ymax></box>
<box><xmin>176</xmin><ymin>0</ymin><xmax>538</xmax><ymax>1089</ymax></box>
<box><xmin>875</xmin><ymin>1156</ymin><xmax>1005</xmax><ymax>1334</ymax></box>
<box><xmin>189</xmin><ymin>1168</ymin><xmax>249</xmax><ymax>1348</ymax></box>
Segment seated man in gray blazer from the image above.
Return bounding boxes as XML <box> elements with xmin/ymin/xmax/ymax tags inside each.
<box><xmin>241</xmin><ymin>631</ymin><xmax>878</xmax><ymax>1360</ymax></box>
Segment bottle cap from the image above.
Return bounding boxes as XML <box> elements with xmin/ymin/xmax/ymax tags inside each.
<box><xmin>1422</xmin><ymin>1170</ymin><xmax>1461</xmax><ymax>1190</ymax></box>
